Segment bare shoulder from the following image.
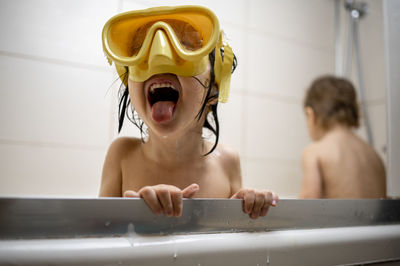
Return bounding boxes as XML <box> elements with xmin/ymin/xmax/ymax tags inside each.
<box><xmin>107</xmin><ymin>137</ymin><xmax>141</xmax><ymax>157</ymax></box>
<box><xmin>302</xmin><ymin>142</ymin><xmax>321</xmax><ymax>162</ymax></box>
<box><xmin>301</xmin><ymin>143</ymin><xmax>321</xmax><ymax>173</ymax></box>
<box><xmin>214</xmin><ymin>143</ymin><xmax>241</xmax><ymax>169</ymax></box>
<box><xmin>99</xmin><ymin>137</ymin><xmax>141</xmax><ymax>197</ymax></box>
<box><xmin>103</xmin><ymin>137</ymin><xmax>142</xmax><ymax>168</ymax></box>
<box><xmin>213</xmin><ymin>143</ymin><xmax>242</xmax><ymax>193</ymax></box>
<box><xmin>300</xmin><ymin>143</ymin><xmax>324</xmax><ymax>198</ymax></box>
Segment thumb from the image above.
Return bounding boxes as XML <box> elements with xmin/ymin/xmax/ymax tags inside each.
<box><xmin>230</xmin><ymin>189</ymin><xmax>245</xmax><ymax>199</ymax></box>
<box><xmin>182</xmin><ymin>183</ymin><xmax>200</xmax><ymax>198</ymax></box>
<box><xmin>123</xmin><ymin>190</ymin><xmax>140</xmax><ymax>198</ymax></box>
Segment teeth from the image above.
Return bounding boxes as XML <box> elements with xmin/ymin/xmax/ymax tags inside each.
<box><xmin>149</xmin><ymin>83</ymin><xmax>176</xmax><ymax>93</ymax></box>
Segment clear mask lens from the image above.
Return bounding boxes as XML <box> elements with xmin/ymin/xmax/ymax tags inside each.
<box><xmin>130</xmin><ymin>19</ymin><xmax>204</xmax><ymax>56</ymax></box>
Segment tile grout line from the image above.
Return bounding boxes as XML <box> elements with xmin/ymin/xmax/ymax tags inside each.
<box><xmin>223</xmin><ymin>22</ymin><xmax>335</xmax><ymax>56</ymax></box>
<box><xmin>242</xmin><ymin>156</ymin><xmax>301</xmax><ymax>165</ymax></box>
<box><xmin>231</xmin><ymin>88</ymin><xmax>386</xmax><ymax>107</ymax></box>
<box><xmin>0</xmin><ymin>138</ymin><xmax>106</xmax><ymax>152</ymax></box>
<box><xmin>0</xmin><ymin>50</ymin><xmax>110</xmax><ymax>73</ymax></box>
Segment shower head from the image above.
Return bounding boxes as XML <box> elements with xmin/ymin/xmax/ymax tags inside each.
<box><xmin>344</xmin><ymin>0</ymin><xmax>368</xmax><ymax>19</ymax></box>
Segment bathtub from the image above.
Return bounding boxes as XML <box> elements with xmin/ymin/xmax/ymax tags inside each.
<box><xmin>0</xmin><ymin>197</ymin><xmax>399</xmax><ymax>265</ymax></box>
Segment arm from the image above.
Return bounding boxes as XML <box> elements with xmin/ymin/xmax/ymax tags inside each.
<box><xmin>101</xmin><ymin>139</ymin><xmax>199</xmax><ymax>217</ymax></box>
<box><xmin>228</xmin><ymin>147</ymin><xmax>243</xmax><ymax>196</ymax></box>
<box><xmin>299</xmin><ymin>145</ymin><xmax>323</xmax><ymax>198</ymax></box>
<box><xmin>224</xmin><ymin>146</ymin><xmax>278</xmax><ymax>219</ymax></box>
<box><xmin>99</xmin><ymin>139</ymin><xmax>125</xmax><ymax>197</ymax></box>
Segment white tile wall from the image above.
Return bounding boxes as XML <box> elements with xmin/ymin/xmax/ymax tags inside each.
<box><xmin>247</xmin><ymin>0</ymin><xmax>335</xmax><ymax>51</ymax></box>
<box><xmin>218</xmin><ymin>92</ymin><xmax>243</xmax><ymax>155</ymax></box>
<box><xmin>0</xmin><ymin>0</ymin><xmax>119</xmax><ymax>67</ymax></box>
<box><xmin>0</xmin><ymin>142</ymin><xmax>104</xmax><ymax>196</ymax></box>
<box><xmin>0</xmin><ymin>0</ymin><xmax>388</xmax><ymax>198</ymax></box>
<box><xmin>245</xmin><ymin>96</ymin><xmax>309</xmax><ymax>162</ymax></box>
<box><xmin>0</xmin><ymin>56</ymin><xmax>114</xmax><ymax>147</ymax></box>
<box><xmin>242</xmin><ymin>158</ymin><xmax>302</xmax><ymax>198</ymax></box>
<box><xmin>246</xmin><ymin>32</ymin><xmax>334</xmax><ymax>99</ymax></box>
<box><xmin>358</xmin><ymin>0</ymin><xmax>386</xmax><ymax>102</ymax></box>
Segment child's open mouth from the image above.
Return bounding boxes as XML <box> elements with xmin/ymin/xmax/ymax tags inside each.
<box><xmin>148</xmin><ymin>83</ymin><xmax>179</xmax><ymax>123</ymax></box>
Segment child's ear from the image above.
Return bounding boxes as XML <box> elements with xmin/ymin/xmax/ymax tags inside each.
<box><xmin>305</xmin><ymin>106</ymin><xmax>316</xmax><ymax>124</ymax></box>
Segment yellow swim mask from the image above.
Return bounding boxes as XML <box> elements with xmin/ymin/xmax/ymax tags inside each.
<box><xmin>102</xmin><ymin>5</ymin><xmax>234</xmax><ymax>102</ymax></box>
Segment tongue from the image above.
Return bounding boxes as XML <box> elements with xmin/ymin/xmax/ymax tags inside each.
<box><xmin>151</xmin><ymin>101</ymin><xmax>175</xmax><ymax>123</ymax></box>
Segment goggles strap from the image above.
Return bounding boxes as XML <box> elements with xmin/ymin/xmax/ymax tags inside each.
<box><xmin>215</xmin><ymin>33</ymin><xmax>233</xmax><ymax>103</ymax></box>
<box><xmin>108</xmin><ymin>52</ymin><xmax>128</xmax><ymax>86</ymax></box>
<box><xmin>116</xmin><ymin>64</ymin><xmax>128</xmax><ymax>87</ymax></box>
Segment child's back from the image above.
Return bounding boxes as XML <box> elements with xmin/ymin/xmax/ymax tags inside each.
<box><xmin>302</xmin><ymin>126</ymin><xmax>386</xmax><ymax>198</ymax></box>
<box><xmin>300</xmin><ymin>76</ymin><xmax>386</xmax><ymax>198</ymax></box>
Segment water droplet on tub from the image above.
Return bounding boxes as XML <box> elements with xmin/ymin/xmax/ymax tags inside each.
<box><xmin>173</xmin><ymin>252</ymin><xmax>177</xmax><ymax>261</ymax></box>
<box><xmin>105</xmin><ymin>221</ymin><xmax>111</xmax><ymax>226</ymax></box>
<box><xmin>127</xmin><ymin>223</ymin><xmax>135</xmax><ymax>234</ymax></box>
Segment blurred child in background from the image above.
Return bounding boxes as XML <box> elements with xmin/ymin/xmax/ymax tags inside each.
<box><xmin>300</xmin><ymin>75</ymin><xmax>386</xmax><ymax>198</ymax></box>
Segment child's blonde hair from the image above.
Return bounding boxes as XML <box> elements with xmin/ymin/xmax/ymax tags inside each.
<box><xmin>304</xmin><ymin>75</ymin><xmax>359</xmax><ymax>129</ymax></box>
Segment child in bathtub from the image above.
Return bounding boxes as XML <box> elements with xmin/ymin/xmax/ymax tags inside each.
<box><xmin>99</xmin><ymin>6</ymin><xmax>278</xmax><ymax>218</ymax></box>
<box><xmin>300</xmin><ymin>75</ymin><xmax>386</xmax><ymax>198</ymax></box>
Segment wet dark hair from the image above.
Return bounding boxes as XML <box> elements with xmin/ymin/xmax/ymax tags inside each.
<box><xmin>117</xmin><ymin>48</ymin><xmax>237</xmax><ymax>155</ymax></box>
<box><xmin>304</xmin><ymin>75</ymin><xmax>359</xmax><ymax>129</ymax></box>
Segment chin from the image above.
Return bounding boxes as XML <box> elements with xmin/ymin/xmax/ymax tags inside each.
<box><xmin>148</xmin><ymin>122</ymin><xmax>181</xmax><ymax>139</ymax></box>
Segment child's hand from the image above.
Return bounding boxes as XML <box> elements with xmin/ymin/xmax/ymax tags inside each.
<box><xmin>123</xmin><ymin>183</ymin><xmax>199</xmax><ymax>217</ymax></box>
<box><xmin>231</xmin><ymin>188</ymin><xmax>279</xmax><ymax>219</ymax></box>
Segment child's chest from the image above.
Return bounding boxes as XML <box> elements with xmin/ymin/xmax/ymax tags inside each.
<box><xmin>120</xmin><ymin>155</ymin><xmax>232</xmax><ymax>198</ymax></box>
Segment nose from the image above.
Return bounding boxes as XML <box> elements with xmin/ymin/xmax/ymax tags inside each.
<box><xmin>148</xmin><ymin>29</ymin><xmax>176</xmax><ymax>68</ymax></box>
